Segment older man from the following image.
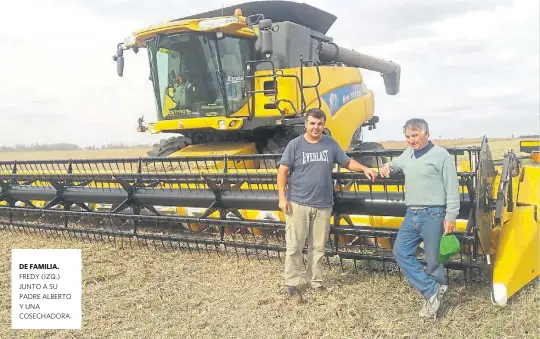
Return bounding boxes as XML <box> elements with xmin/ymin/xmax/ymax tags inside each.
<box><xmin>380</xmin><ymin>118</ymin><xmax>460</xmax><ymax>318</ymax></box>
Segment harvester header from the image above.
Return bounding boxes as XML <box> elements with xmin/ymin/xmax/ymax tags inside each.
<box><xmin>1</xmin><ymin>137</ymin><xmax>538</xmax><ymax>307</ymax></box>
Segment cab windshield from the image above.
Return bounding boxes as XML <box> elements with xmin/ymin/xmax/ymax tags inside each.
<box><xmin>148</xmin><ymin>32</ymin><xmax>252</xmax><ymax>119</ymax></box>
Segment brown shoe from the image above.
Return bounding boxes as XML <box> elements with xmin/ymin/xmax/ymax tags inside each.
<box><xmin>287</xmin><ymin>286</ymin><xmax>304</xmax><ymax>304</ymax></box>
<box><xmin>313</xmin><ymin>286</ymin><xmax>327</xmax><ymax>293</ymax></box>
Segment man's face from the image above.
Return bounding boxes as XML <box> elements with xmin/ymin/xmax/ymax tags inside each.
<box><xmin>405</xmin><ymin>127</ymin><xmax>429</xmax><ymax>150</ymax></box>
<box><xmin>305</xmin><ymin>116</ymin><xmax>325</xmax><ymax>138</ymax></box>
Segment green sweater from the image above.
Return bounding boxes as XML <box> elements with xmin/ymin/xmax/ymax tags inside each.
<box><xmin>388</xmin><ymin>144</ymin><xmax>461</xmax><ymax>222</ymax></box>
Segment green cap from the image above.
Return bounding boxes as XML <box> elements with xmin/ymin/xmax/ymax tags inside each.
<box><xmin>438</xmin><ymin>234</ymin><xmax>461</xmax><ymax>264</ymax></box>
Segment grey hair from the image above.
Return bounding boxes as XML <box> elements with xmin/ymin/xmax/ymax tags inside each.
<box><xmin>403</xmin><ymin>118</ymin><xmax>429</xmax><ymax>134</ymax></box>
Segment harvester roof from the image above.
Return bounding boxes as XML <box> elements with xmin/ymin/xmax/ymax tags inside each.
<box><xmin>172</xmin><ymin>0</ymin><xmax>337</xmax><ymax>34</ymax></box>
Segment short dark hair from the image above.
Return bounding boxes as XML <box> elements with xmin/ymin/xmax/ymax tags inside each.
<box><xmin>306</xmin><ymin>108</ymin><xmax>326</xmax><ymax>122</ymax></box>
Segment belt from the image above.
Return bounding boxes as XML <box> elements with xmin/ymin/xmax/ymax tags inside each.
<box><xmin>407</xmin><ymin>205</ymin><xmax>446</xmax><ymax>210</ymax></box>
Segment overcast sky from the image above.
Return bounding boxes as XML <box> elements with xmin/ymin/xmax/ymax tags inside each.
<box><xmin>1</xmin><ymin>0</ymin><xmax>538</xmax><ymax>147</ymax></box>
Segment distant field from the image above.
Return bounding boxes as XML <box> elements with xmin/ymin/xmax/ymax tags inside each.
<box><xmin>383</xmin><ymin>137</ymin><xmax>534</xmax><ymax>160</ymax></box>
<box><xmin>0</xmin><ymin>147</ymin><xmax>151</xmax><ymax>161</ymax></box>
<box><xmin>0</xmin><ymin>137</ymin><xmax>535</xmax><ymax>162</ymax></box>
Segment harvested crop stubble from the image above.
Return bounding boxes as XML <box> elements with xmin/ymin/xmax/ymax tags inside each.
<box><xmin>0</xmin><ymin>232</ymin><xmax>538</xmax><ymax>339</ymax></box>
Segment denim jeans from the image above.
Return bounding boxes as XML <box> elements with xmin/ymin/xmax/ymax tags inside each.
<box><xmin>393</xmin><ymin>207</ymin><xmax>446</xmax><ymax>299</ymax></box>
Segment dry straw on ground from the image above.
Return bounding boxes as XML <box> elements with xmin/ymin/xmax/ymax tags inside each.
<box><xmin>0</xmin><ymin>232</ymin><xmax>538</xmax><ymax>339</ymax></box>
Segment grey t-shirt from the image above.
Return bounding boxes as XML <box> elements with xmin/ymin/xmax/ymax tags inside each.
<box><xmin>279</xmin><ymin>135</ymin><xmax>350</xmax><ymax>208</ymax></box>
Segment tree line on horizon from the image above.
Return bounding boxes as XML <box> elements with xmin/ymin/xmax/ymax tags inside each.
<box><xmin>0</xmin><ymin>143</ymin><xmax>151</xmax><ymax>152</ymax></box>
<box><xmin>0</xmin><ymin>134</ymin><xmax>537</xmax><ymax>153</ymax></box>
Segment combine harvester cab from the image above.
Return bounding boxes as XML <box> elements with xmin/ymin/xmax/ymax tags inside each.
<box><xmin>0</xmin><ymin>137</ymin><xmax>538</xmax><ymax>306</ymax></box>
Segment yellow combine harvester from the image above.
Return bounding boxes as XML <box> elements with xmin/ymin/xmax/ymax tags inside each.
<box><xmin>0</xmin><ymin>1</ymin><xmax>538</xmax><ymax>307</ymax></box>
<box><xmin>119</xmin><ymin>1</ymin><xmax>400</xmax><ymax>162</ymax></box>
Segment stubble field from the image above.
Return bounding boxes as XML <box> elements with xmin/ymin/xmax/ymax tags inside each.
<box><xmin>0</xmin><ymin>137</ymin><xmax>538</xmax><ymax>338</ymax></box>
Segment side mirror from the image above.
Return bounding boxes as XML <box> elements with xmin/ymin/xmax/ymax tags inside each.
<box><xmin>117</xmin><ymin>56</ymin><xmax>124</xmax><ymax>77</ymax></box>
<box><xmin>258</xmin><ymin>19</ymin><xmax>273</xmax><ymax>57</ymax></box>
<box><xmin>112</xmin><ymin>44</ymin><xmax>124</xmax><ymax>77</ymax></box>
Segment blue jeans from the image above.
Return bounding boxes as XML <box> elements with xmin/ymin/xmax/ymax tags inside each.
<box><xmin>393</xmin><ymin>207</ymin><xmax>446</xmax><ymax>299</ymax></box>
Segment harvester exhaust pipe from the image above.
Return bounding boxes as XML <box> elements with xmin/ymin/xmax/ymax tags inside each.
<box><xmin>318</xmin><ymin>42</ymin><xmax>401</xmax><ymax>95</ymax></box>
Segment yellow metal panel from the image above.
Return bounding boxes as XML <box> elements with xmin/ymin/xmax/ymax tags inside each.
<box><xmin>172</xmin><ymin>142</ymin><xmax>256</xmax><ymax>156</ymax></box>
<box><xmin>493</xmin><ymin>205</ymin><xmax>539</xmax><ymax>302</ymax></box>
<box><xmin>241</xmin><ymin>66</ymin><xmax>369</xmax><ymax>119</ymax></box>
<box><xmin>236</xmin><ymin>66</ymin><xmax>373</xmax><ymax>150</ymax></box>
<box><xmin>517</xmin><ymin>166</ymin><xmax>540</xmax><ymax>207</ymax></box>
<box><xmin>247</xmin><ymin>69</ymin><xmax>301</xmax><ymax>118</ymax></box>
<box><xmin>520</xmin><ymin>140</ymin><xmax>540</xmax><ymax>154</ymax></box>
<box><xmin>132</xmin><ymin>17</ymin><xmax>255</xmax><ymax>46</ymax></box>
<box><xmin>520</xmin><ymin>140</ymin><xmax>540</xmax><ymax>147</ymax></box>
<box><xmin>301</xmin><ymin>66</ymin><xmax>365</xmax><ymax>107</ymax></box>
<box><xmin>149</xmin><ymin>117</ymin><xmax>244</xmax><ymax>133</ymax></box>
<box><xmin>169</xmin><ymin>141</ymin><xmax>259</xmax><ymax>170</ymax></box>
<box><xmin>324</xmin><ymin>99</ymin><xmax>371</xmax><ymax>151</ymax></box>
<box><xmin>363</xmin><ymin>90</ymin><xmax>375</xmax><ymax>121</ymax></box>
<box><xmin>303</xmin><ymin>67</ymin><xmax>373</xmax><ymax>151</ymax></box>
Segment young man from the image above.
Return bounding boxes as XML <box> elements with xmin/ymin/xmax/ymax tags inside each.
<box><xmin>277</xmin><ymin>108</ymin><xmax>377</xmax><ymax>303</ymax></box>
<box><xmin>380</xmin><ymin>118</ymin><xmax>460</xmax><ymax>318</ymax></box>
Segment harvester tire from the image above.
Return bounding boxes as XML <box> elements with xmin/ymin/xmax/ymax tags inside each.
<box><xmin>260</xmin><ymin>128</ymin><xmax>300</xmax><ymax>169</ymax></box>
<box><xmin>147</xmin><ymin>136</ymin><xmax>191</xmax><ymax>158</ymax></box>
<box><xmin>259</xmin><ymin>139</ymin><xmax>287</xmax><ymax>169</ymax></box>
<box><xmin>350</xmin><ymin>142</ymin><xmax>388</xmax><ymax>168</ymax></box>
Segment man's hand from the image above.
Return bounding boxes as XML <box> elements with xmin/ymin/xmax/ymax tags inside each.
<box><xmin>363</xmin><ymin>168</ymin><xmax>377</xmax><ymax>182</ymax></box>
<box><xmin>379</xmin><ymin>164</ymin><xmax>392</xmax><ymax>178</ymax></box>
<box><xmin>279</xmin><ymin>198</ymin><xmax>292</xmax><ymax>216</ymax></box>
<box><xmin>343</xmin><ymin>160</ymin><xmax>377</xmax><ymax>182</ymax></box>
<box><xmin>444</xmin><ymin>219</ymin><xmax>456</xmax><ymax>234</ymax></box>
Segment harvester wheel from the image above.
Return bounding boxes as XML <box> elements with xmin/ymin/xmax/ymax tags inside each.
<box><xmin>264</xmin><ymin>139</ymin><xmax>288</xmax><ymax>154</ymax></box>
<box><xmin>259</xmin><ymin>139</ymin><xmax>287</xmax><ymax>169</ymax></box>
<box><xmin>260</xmin><ymin>128</ymin><xmax>300</xmax><ymax>169</ymax></box>
<box><xmin>147</xmin><ymin>136</ymin><xmax>191</xmax><ymax>158</ymax></box>
<box><xmin>350</xmin><ymin>142</ymin><xmax>388</xmax><ymax>168</ymax></box>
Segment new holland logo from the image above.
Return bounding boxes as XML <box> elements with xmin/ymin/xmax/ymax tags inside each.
<box><xmin>328</xmin><ymin>93</ymin><xmax>339</xmax><ymax>113</ymax></box>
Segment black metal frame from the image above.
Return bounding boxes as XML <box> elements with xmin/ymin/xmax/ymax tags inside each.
<box><xmin>0</xmin><ymin>140</ymin><xmax>518</xmax><ymax>284</ymax></box>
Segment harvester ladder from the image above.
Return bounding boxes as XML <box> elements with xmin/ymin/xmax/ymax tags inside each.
<box><xmin>243</xmin><ymin>56</ymin><xmax>323</xmax><ymax>121</ymax></box>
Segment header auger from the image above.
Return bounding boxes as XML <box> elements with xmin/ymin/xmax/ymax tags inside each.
<box><xmin>1</xmin><ymin>137</ymin><xmax>539</xmax><ymax>306</ymax></box>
